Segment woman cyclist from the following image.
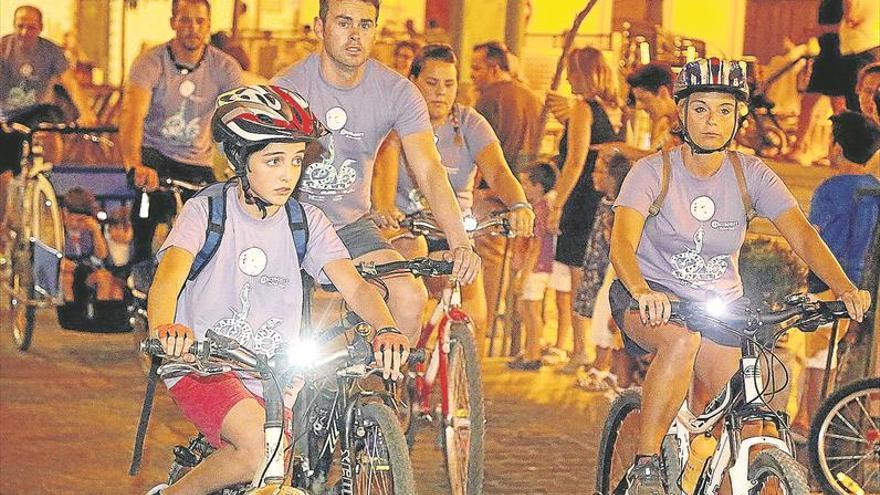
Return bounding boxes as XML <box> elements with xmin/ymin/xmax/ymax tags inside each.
<box><xmin>373</xmin><ymin>43</ymin><xmax>534</xmax><ymax>357</ymax></box>
<box><xmin>608</xmin><ymin>58</ymin><xmax>871</xmax><ymax>494</ymax></box>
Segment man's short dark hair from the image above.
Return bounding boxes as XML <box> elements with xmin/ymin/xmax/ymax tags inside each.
<box><xmin>13</xmin><ymin>5</ymin><xmax>43</xmax><ymax>24</ymax></box>
<box><xmin>526</xmin><ymin>162</ymin><xmax>558</xmax><ymax>193</ymax></box>
<box><xmin>172</xmin><ymin>0</ymin><xmax>211</xmax><ymax>16</ymax></box>
<box><xmin>626</xmin><ymin>63</ymin><xmax>674</xmax><ymax>94</ymax></box>
<box><xmin>474</xmin><ymin>41</ymin><xmax>511</xmax><ymax>73</ymax></box>
<box><xmin>409</xmin><ymin>43</ymin><xmax>457</xmax><ymax>79</ymax></box>
<box><xmin>319</xmin><ymin>0</ymin><xmax>381</xmax><ymax>22</ymax></box>
<box><xmin>831</xmin><ymin>110</ymin><xmax>880</xmax><ymax>165</ymax></box>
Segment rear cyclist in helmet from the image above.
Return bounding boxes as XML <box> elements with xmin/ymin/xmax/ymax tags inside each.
<box><xmin>145</xmin><ymin>85</ymin><xmax>410</xmax><ymax>495</ymax></box>
<box><xmin>608</xmin><ymin>59</ymin><xmax>870</xmax><ymax>494</ymax></box>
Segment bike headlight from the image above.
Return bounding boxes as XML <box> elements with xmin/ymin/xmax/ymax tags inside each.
<box><xmin>705</xmin><ymin>297</ymin><xmax>728</xmax><ymax>318</ymax></box>
<box><xmin>289</xmin><ymin>338</ymin><xmax>320</xmax><ymax>368</ymax></box>
<box><xmin>463</xmin><ymin>215</ymin><xmax>478</xmax><ymax>232</ymax></box>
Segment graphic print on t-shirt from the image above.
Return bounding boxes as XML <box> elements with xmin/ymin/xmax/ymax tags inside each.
<box><xmin>159</xmin><ymin>80</ymin><xmax>201</xmax><ymax>145</ymax></box>
<box><xmin>210</xmin><ymin>283</ymin><xmax>284</xmax><ymax>356</ymax></box>
<box><xmin>301</xmin><ymin>136</ymin><xmax>357</xmax><ymax>200</ymax></box>
<box><xmin>670</xmin><ymin>195</ymin><xmax>730</xmax><ymax>288</ymax></box>
<box><xmin>7</xmin><ymin>63</ymin><xmax>37</xmax><ymax>108</ymax></box>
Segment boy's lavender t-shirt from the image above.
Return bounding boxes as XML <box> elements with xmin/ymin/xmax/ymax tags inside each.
<box><xmin>272</xmin><ymin>54</ymin><xmax>432</xmax><ymax>227</ymax></box>
<box><xmin>395</xmin><ymin>105</ymin><xmax>498</xmax><ymax>214</ymax></box>
<box><xmin>614</xmin><ymin>146</ymin><xmax>798</xmax><ymax>302</ymax></box>
<box><xmin>157</xmin><ymin>186</ymin><xmax>350</xmax><ymax>395</ymax></box>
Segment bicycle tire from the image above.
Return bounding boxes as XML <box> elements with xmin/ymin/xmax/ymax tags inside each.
<box><xmin>8</xmin><ymin>240</ymin><xmax>36</xmax><ymax>350</ymax></box>
<box><xmin>442</xmin><ymin>323</ymin><xmax>485</xmax><ymax>495</ymax></box>
<box><xmin>596</xmin><ymin>389</ymin><xmax>642</xmax><ymax>495</ymax></box>
<box><xmin>352</xmin><ymin>403</ymin><xmax>416</xmax><ymax>495</ymax></box>
<box><xmin>748</xmin><ymin>447</ymin><xmax>810</xmax><ymax>494</ymax></box>
<box><xmin>31</xmin><ymin>174</ymin><xmax>63</xmax><ymax>252</ymax></box>
<box><xmin>808</xmin><ymin>377</ymin><xmax>880</xmax><ymax>495</ymax></box>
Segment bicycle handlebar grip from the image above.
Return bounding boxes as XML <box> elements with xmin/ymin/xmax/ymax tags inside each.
<box><xmin>139</xmin><ymin>338</ymin><xmax>208</xmax><ymax>357</ymax></box>
<box><xmin>821</xmin><ymin>300</ymin><xmax>848</xmax><ymax>315</ymax></box>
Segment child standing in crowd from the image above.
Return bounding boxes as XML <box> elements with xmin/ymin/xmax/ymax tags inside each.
<box><xmin>509</xmin><ymin>163</ymin><xmax>558</xmax><ymax>371</ymax></box>
<box><xmin>572</xmin><ymin>151</ymin><xmax>633</xmax><ymax>390</ymax></box>
<box><xmin>104</xmin><ymin>206</ymin><xmax>134</xmax><ymax>301</ymax></box>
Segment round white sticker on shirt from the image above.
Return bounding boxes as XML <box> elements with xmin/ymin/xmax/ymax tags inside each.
<box><xmin>238</xmin><ymin>247</ymin><xmax>268</xmax><ymax>276</ymax></box>
<box><xmin>690</xmin><ymin>196</ymin><xmax>716</xmax><ymax>222</ymax></box>
<box><xmin>325</xmin><ymin>107</ymin><xmax>347</xmax><ymax>131</ymax></box>
<box><xmin>19</xmin><ymin>64</ymin><xmax>33</xmax><ymax>77</ymax></box>
<box><xmin>179</xmin><ymin>80</ymin><xmax>196</xmax><ymax>98</ymax></box>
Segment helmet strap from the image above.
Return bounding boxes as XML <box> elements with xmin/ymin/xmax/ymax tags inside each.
<box><xmin>238</xmin><ymin>174</ymin><xmax>271</xmax><ymax>219</ymax></box>
<box><xmin>681</xmin><ymin>97</ymin><xmax>740</xmax><ymax>155</ymax></box>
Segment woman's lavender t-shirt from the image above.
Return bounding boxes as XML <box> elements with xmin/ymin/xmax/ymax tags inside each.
<box><xmin>614</xmin><ymin>146</ymin><xmax>798</xmax><ymax>302</ymax></box>
<box><xmin>157</xmin><ymin>186</ymin><xmax>350</xmax><ymax>395</ymax></box>
<box><xmin>272</xmin><ymin>54</ymin><xmax>433</xmax><ymax>227</ymax></box>
<box><xmin>395</xmin><ymin>105</ymin><xmax>498</xmax><ymax>214</ymax></box>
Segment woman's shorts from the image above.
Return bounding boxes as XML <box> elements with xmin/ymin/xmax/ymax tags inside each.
<box><xmin>169</xmin><ymin>372</ymin><xmax>262</xmax><ymax>448</ymax></box>
<box><xmin>608</xmin><ymin>279</ymin><xmax>742</xmax><ymax>357</ymax></box>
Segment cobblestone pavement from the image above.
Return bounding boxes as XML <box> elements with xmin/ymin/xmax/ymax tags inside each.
<box><xmin>0</xmin><ymin>310</ymin><xmax>612</xmax><ymax>494</ymax></box>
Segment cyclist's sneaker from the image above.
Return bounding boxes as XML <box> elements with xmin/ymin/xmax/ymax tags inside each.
<box><xmin>507</xmin><ymin>359</ymin><xmax>542</xmax><ymax>371</ymax></box>
<box><xmin>625</xmin><ymin>455</ymin><xmax>667</xmax><ymax>495</ymax></box>
<box><xmin>541</xmin><ymin>346</ymin><xmax>568</xmax><ymax>364</ymax></box>
<box><xmin>558</xmin><ymin>353</ymin><xmax>591</xmax><ymax>375</ymax></box>
<box><xmin>145</xmin><ymin>484</ymin><xmax>169</xmax><ymax>495</ymax></box>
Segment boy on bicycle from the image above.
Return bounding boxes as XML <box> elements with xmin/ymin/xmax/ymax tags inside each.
<box><xmin>146</xmin><ymin>85</ymin><xmax>409</xmax><ymax>495</ymax></box>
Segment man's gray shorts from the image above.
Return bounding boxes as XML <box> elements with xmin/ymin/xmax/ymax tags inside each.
<box><xmin>336</xmin><ymin>216</ymin><xmax>394</xmax><ymax>259</ymax></box>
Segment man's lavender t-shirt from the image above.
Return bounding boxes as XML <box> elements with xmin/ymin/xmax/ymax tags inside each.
<box><xmin>128</xmin><ymin>43</ymin><xmax>243</xmax><ymax>167</ymax></box>
<box><xmin>158</xmin><ymin>186</ymin><xmax>350</xmax><ymax>395</ymax></box>
<box><xmin>272</xmin><ymin>54</ymin><xmax>432</xmax><ymax>227</ymax></box>
<box><xmin>395</xmin><ymin>105</ymin><xmax>498</xmax><ymax>214</ymax></box>
<box><xmin>614</xmin><ymin>146</ymin><xmax>798</xmax><ymax>302</ymax></box>
<box><xmin>0</xmin><ymin>35</ymin><xmax>68</xmax><ymax>112</ymax></box>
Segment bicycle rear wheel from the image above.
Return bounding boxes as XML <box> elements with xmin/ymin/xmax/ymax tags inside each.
<box><xmin>442</xmin><ymin>323</ymin><xmax>485</xmax><ymax>495</ymax></box>
<box><xmin>352</xmin><ymin>403</ymin><xmax>415</xmax><ymax>494</ymax></box>
<box><xmin>748</xmin><ymin>447</ymin><xmax>810</xmax><ymax>494</ymax></box>
<box><xmin>809</xmin><ymin>377</ymin><xmax>880</xmax><ymax>495</ymax></box>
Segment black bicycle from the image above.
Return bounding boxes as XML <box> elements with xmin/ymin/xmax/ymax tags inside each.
<box><xmin>596</xmin><ymin>294</ymin><xmax>851</xmax><ymax>495</ymax></box>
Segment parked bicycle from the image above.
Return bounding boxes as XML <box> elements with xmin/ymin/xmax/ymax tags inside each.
<box><xmin>1</xmin><ymin>121</ymin><xmax>117</xmax><ymax>350</ymax></box>
<box><xmin>808</xmin><ymin>376</ymin><xmax>879</xmax><ymax>495</ymax></box>
<box><xmin>596</xmin><ymin>294</ymin><xmax>851</xmax><ymax>495</ymax></box>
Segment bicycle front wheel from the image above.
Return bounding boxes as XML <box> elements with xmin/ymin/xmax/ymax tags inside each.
<box><xmin>7</xmin><ymin>239</ymin><xmax>36</xmax><ymax>350</ymax></box>
<box><xmin>747</xmin><ymin>447</ymin><xmax>809</xmax><ymax>494</ymax></box>
<box><xmin>596</xmin><ymin>389</ymin><xmax>642</xmax><ymax>495</ymax></box>
<box><xmin>442</xmin><ymin>323</ymin><xmax>485</xmax><ymax>495</ymax></box>
<box><xmin>809</xmin><ymin>377</ymin><xmax>880</xmax><ymax>495</ymax></box>
<box><xmin>351</xmin><ymin>403</ymin><xmax>416</xmax><ymax>495</ymax></box>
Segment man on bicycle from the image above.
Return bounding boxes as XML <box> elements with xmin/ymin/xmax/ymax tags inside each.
<box><xmin>119</xmin><ymin>0</ymin><xmax>243</xmax><ymax>263</ymax></box>
<box><xmin>272</xmin><ymin>0</ymin><xmax>481</xmax><ymax>344</ymax></box>
<box><xmin>146</xmin><ymin>85</ymin><xmax>411</xmax><ymax>495</ymax></box>
<box><xmin>0</xmin><ymin>5</ymin><xmax>96</xmax><ymax>242</ymax></box>
<box><xmin>608</xmin><ymin>57</ymin><xmax>871</xmax><ymax>494</ymax></box>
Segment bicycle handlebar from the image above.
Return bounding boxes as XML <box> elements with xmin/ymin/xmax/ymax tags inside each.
<box><xmin>627</xmin><ymin>295</ymin><xmax>849</xmax><ymax>331</ymax></box>
<box><xmin>400</xmin><ymin>212</ymin><xmax>512</xmax><ymax>239</ymax></box>
<box><xmin>1</xmin><ymin>121</ymin><xmax>119</xmax><ymax>135</ymax></box>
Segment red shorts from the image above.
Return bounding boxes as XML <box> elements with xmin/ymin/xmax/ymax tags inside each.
<box><xmin>168</xmin><ymin>372</ymin><xmax>260</xmax><ymax>448</ymax></box>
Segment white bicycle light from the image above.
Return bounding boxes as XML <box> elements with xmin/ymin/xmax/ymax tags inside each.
<box><xmin>705</xmin><ymin>297</ymin><xmax>728</xmax><ymax>318</ymax></box>
<box><xmin>462</xmin><ymin>215</ymin><xmax>478</xmax><ymax>232</ymax></box>
<box><xmin>289</xmin><ymin>338</ymin><xmax>320</xmax><ymax>368</ymax></box>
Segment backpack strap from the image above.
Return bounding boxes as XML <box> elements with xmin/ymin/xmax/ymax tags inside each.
<box><xmin>187</xmin><ymin>182</ymin><xmax>231</xmax><ymax>281</ymax></box>
<box><xmin>727</xmin><ymin>151</ymin><xmax>757</xmax><ymax>223</ymax></box>
<box><xmin>285</xmin><ymin>197</ymin><xmax>309</xmax><ymax>266</ymax></box>
<box><xmin>648</xmin><ymin>149</ymin><xmax>672</xmax><ymax>217</ymax></box>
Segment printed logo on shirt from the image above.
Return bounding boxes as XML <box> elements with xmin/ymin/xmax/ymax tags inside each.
<box><xmin>301</xmin><ymin>136</ymin><xmax>357</xmax><ymax>199</ymax></box>
<box><xmin>210</xmin><ymin>284</ymin><xmax>284</xmax><ymax>356</ymax></box>
<box><xmin>239</xmin><ymin>247</ymin><xmax>268</xmax><ymax>276</ymax></box>
<box><xmin>710</xmin><ymin>219</ymin><xmax>738</xmax><ymax>231</ymax></box>
<box><xmin>670</xmin><ymin>227</ymin><xmax>730</xmax><ymax>288</ymax></box>
<box><xmin>260</xmin><ymin>275</ymin><xmax>289</xmax><ymax>289</ymax></box>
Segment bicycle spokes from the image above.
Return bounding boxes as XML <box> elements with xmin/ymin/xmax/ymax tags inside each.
<box><xmin>820</xmin><ymin>386</ymin><xmax>880</xmax><ymax>494</ymax></box>
<box><xmin>354</xmin><ymin>422</ymin><xmax>395</xmax><ymax>494</ymax></box>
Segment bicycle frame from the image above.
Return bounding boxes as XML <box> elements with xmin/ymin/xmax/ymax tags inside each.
<box><xmin>665</xmin><ymin>338</ymin><xmax>796</xmax><ymax>494</ymax></box>
<box><xmin>412</xmin><ymin>278</ymin><xmax>469</xmax><ymax>421</ymax></box>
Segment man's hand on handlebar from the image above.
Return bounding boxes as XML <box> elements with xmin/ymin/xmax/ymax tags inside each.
<box><xmin>130</xmin><ymin>164</ymin><xmax>160</xmax><ymax>192</ymax></box>
<box><xmin>504</xmin><ymin>205</ymin><xmax>536</xmax><ymax>238</ymax></box>
<box><xmin>372</xmin><ymin>327</ymin><xmax>410</xmax><ymax>380</ymax></box>
<box><xmin>372</xmin><ymin>206</ymin><xmax>405</xmax><ymax>230</ymax></box>
<box><xmin>155</xmin><ymin>323</ymin><xmax>196</xmax><ymax>360</ymax></box>
<box><xmin>836</xmin><ymin>288</ymin><xmax>871</xmax><ymax>323</ymax></box>
<box><xmin>443</xmin><ymin>245</ymin><xmax>481</xmax><ymax>285</ymax></box>
<box><xmin>632</xmin><ymin>288</ymin><xmax>672</xmax><ymax>326</ymax></box>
